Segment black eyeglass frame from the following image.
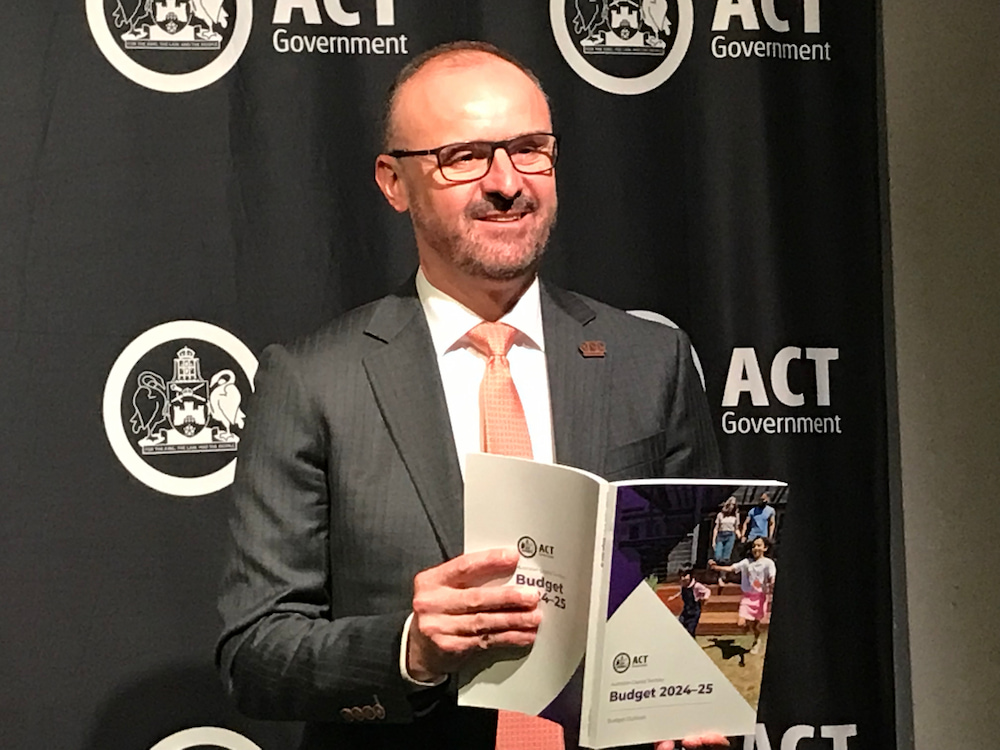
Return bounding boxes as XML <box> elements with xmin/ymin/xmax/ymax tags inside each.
<box><xmin>386</xmin><ymin>132</ymin><xmax>560</xmax><ymax>183</ymax></box>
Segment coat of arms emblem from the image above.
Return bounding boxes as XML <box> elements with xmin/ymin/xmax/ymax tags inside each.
<box><xmin>87</xmin><ymin>0</ymin><xmax>252</xmax><ymax>92</ymax></box>
<box><xmin>113</xmin><ymin>0</ymin><xmax>230</xmax><ymax>49</ymax></box>
<box><xmin>130</xmin><ymin>346</ymin><xmax>246</xmax><ymax>454</ymax></box>
<box><xmin>575</xmin><ymin>0</ymin><xmax>672</xmax><ymax>55</ymax></box>
<box><xmin>552</xmin><ymin>0</ymin><xmax>693</xmax><ymax>95</ymax></box>
<box><xmin>104</xmin><ymin>321</ymin><xmax>257</xmax><ymax>496</ymax></box>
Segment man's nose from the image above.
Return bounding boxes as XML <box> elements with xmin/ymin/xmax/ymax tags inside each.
<box><xmin>478</xmin><ymin>146</ymin><xmax>523</xmax><ymax>197</ymax></box>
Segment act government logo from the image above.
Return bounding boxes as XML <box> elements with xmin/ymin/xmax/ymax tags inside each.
<box><xmin>551</xmin><ymin>0</ymin><xmax>693</xmax><ymax>94</ymax></box>
<box><xmin>86</xmin><ymin>0</ymin><xmax>253</xmax><ymax>92</ymax></box>
<box><xmin>103</xmin><ymin>321</ymin><xmax>257</xmax><ymax>497</ymax></box>
<box><xmin>518</xmin><ymin>536</ymin><xmax>538</xmax><ymax>558</ymax></box>
<box><xmin>612</xmin><ymin>652</ymin><xmax>631</xmax><ymax>673</ymax></box>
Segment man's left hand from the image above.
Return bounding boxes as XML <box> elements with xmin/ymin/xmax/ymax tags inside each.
<box><xmin>654</xmin><ymin>733</ymin><xmax>730</xmax><ymax>749</ymax></box>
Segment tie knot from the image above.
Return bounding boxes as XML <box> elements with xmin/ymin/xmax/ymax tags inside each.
<box><xmin>466</xmin><ymin>321</ymin><xmax>519</xmax><ymax>359</ymax></box>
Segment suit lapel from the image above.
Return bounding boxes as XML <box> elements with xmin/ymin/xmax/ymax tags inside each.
<box><xmin>362</xmin><ymin>284</ymin><xmax>464</xmax><ymax>560</ymax></box>
<box><xmin>542</xmin><ymin>283</ymin><xmax>610</xmax><ymax>475</ymax></box>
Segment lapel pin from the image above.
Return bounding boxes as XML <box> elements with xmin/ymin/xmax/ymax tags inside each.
<box><xmin>579</xmin><ymin>341</ymin><xmax>606</xmax><ymax>358</ymax></box>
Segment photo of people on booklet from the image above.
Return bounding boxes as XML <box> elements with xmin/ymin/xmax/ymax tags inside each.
<box><xmin>620</xmin><ymin>484</ymin><xmax>789</xmax><ymax>710</ymax></box>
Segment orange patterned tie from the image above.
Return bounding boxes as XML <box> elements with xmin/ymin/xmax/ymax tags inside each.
<box><xmin>465</xmin><ymin>321</ymin><xmax>565</xmax><ymax>750</ymax></box>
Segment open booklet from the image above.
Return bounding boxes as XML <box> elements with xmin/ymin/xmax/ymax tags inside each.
<box><xmin>458</xmin><ymin>453</ymin><xmax>788</xmax><ymax>748</ymax></box>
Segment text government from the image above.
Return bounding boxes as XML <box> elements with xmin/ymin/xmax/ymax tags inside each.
<box><xmin>272</xmin><ymin>30</ymin><xmax>408</xmax><ymax>55</ymax></box>
<box><xmin>722</xmin><ymin>412</ymin><xmax>843</xmax><ymax>435</ymax></box>
<box><xmin>712</xmin><ymin>36</ymin><xmax>831</xmax><ymax>61</ymax></box>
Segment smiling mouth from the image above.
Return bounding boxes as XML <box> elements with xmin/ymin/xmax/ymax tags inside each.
<box><xmin>476</xmin><ymin>212</ymin><xmax>529</xmax><ymax>222</ymax></box>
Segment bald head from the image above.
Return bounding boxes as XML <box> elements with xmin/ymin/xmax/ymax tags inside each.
<box><xmin>382</xmin><ymin>41</ymin><xmax>549</xmax><ymax>151</ymax></box>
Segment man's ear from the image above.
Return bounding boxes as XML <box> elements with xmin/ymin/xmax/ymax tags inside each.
<box><xmin>374</xmin><ymin>154</ymin><xmax>409</xmax><ymax>213</ymax></box>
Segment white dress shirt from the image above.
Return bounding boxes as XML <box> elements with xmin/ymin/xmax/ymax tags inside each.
<box><xmin>416</xmin><ymin>268</ymin><xmax>554</xmax><ymax>470</ymax></box>
<box><xmin>399</xmin><ymin>269</ymin><xmax>555</xmax><ymax>685</ymax></box>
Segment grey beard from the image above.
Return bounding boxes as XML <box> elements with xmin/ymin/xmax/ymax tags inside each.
<box><xmin>414</xmin><ymin>200</ymin><xmax>558</xmax><ymax>282</ymax></box>
<box><xmin>449</xmin><ymin>217</ymin><xmax>553</xmax><ymax>281</ymax></box>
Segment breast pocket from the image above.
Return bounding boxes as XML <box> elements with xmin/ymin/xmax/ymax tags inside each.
<box><xmin>603</xmin><ymin>431</ymin><xmax>669</xmax><ymax>480</ymax></box>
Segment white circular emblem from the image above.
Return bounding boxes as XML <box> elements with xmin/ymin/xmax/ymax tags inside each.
<box><xmin>149</xmin><ymin>727</ymin><xmax>262</xmax><ymax>750</ymax></box>
<box><xmin>551</xmin><ymin>0</ymin><xmax>693</xmax><ymax>95</ymax></box>
<box><xmin>86</xmin><ymin>0</ymin><xmax>253</xmax><ymax>93</ymax></box>
<box><xmin>612</xmin><ymin>652</ymin><xmax>631</xmax><ymax>673</ymax></box>
<box><xmin>103</xmin><ymin>320</ymin><xmax>257</xmax><ymax>497</ymax></box>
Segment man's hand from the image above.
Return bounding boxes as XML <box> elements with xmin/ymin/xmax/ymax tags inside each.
<box><xmin>655</xmin><ymin>733</ymin><xmax>730</xmax><ymax>749</ymax></box>
<box><xmin>407</xmin><ymin>547</ymin><xmax>541</xmax><ymax>682</ymax></box>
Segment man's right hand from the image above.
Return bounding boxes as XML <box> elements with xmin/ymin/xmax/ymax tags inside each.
<box><xmin>406</xmin><ymin>547</ymin><xmax>541</xmax><ymax>682</ymax></box>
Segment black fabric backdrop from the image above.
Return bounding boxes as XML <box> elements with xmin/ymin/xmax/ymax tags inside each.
<box><xmin>1</xmin><ymin>1</ymin><xmax>892</xmax><ymax>749</ymax></box>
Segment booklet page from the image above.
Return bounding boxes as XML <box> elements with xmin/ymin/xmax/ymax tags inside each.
<box><xmin>583</xmin><ymin>481</ymin><xmax>786</xmax><ymax>747</ymax></box>
<box><xmin>459</xmin><ymin>453</ymin><xmax>606</xmax><ymax>720</ymax></box>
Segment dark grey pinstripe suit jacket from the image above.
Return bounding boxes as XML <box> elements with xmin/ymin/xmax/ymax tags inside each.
<box><xmin>216</xmin><ymin>278</ymin><xmax>721</xmax><ymax>750</ymax></box>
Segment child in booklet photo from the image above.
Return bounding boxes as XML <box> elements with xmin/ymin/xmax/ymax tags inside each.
<box><xmin>666</xmin><ymin>565</ymin><xmax>711</xmax><ymax>638</ymax></box>
<box><xmin>709</xmin><ymin>536</ymin><xmax>776</xmax><ymax>655</ymax></box>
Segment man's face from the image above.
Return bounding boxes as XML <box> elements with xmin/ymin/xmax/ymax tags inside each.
<box><xmin>379</xmin><ymin>54</ymin><xmax>557</xmax><ymax>282</ymax></box>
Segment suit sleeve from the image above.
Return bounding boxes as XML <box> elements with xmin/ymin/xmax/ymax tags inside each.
<box><xmin>661</xmin><ymin>329</ymin><xmax>723</xmax><ymax>478</ymax></box>
<box><xmin>215</xmin><ymin>344</ymin><xmax>422</xmax><ymax>723</ymax></box>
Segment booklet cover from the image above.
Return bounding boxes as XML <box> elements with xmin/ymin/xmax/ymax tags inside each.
<box><xmin>458</xmin><ymin>454</ymin><xmax>787</xmax><ymax>748</ymax></box>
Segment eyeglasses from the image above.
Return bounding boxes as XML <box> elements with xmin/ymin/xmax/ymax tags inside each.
<box><xmin>387</xmin><ymin>132</ymin><xmax>559</xmax><ymax>183</ymax></box>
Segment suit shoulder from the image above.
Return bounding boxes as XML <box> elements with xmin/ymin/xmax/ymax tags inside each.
<box><xmin>258</xmin><ymin>296</ymin><xmax>394</xmax><ymax>378</ymax></box>
<box><xmin>552</xmin><ymin>286</ymin><xmax>691</xmax><ymax>347</ymax></box>
<box><xmin>288</xmin><ymin>300</ymin><xmax>381</xmax><ymax>352</ymax></box>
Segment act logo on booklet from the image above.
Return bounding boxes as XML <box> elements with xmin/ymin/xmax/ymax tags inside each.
<box><xmin>612</xmin><ymin>652</ymin><xmax>631</xmax><ymax>673</ymax></box>
<box><xmin>518</xmin><ymin>535</ymin><xmax>539</xmax><ymax>558</ymax></box>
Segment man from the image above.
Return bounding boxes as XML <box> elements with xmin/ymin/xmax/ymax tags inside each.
<box><xmin>742</xmin><ymin>492</ymin><xmax>776</xmax><ymax>544</ymax></box>
<box><xmin>217</xmin><ymin>41</ymin><xmax>724</xmax><ymax>750</ymax></box>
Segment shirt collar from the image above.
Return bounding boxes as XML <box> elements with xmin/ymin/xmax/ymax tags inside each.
<box><xmin>416</xmin><ymin>268</ymin><xmax>545</xmax><ymax>356</ymax></box>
